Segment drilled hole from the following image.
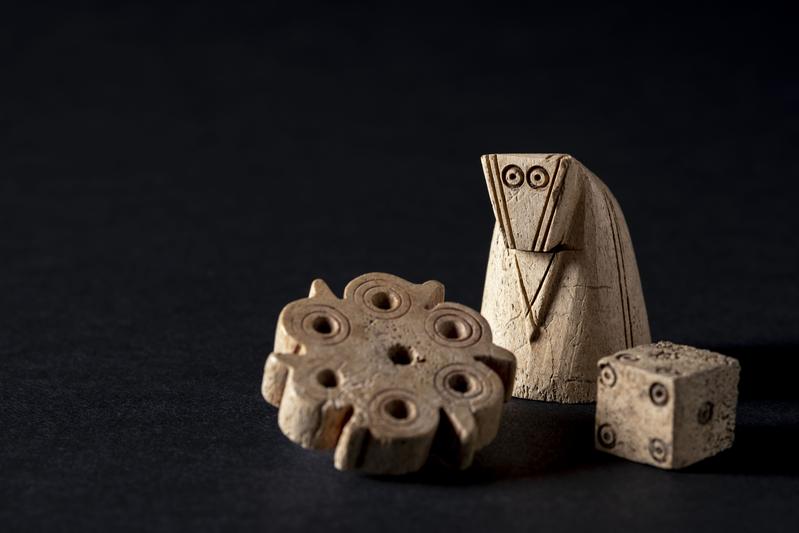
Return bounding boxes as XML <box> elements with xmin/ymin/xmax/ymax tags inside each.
<box><xmin>650</xmin><ymin>382</ymin><xmax>669</xmax><ymax>406</ymax></box>
<box><xmin>649</xmin><ymin>438</ymin><xmax>668</xmax><ymax>462</ymax></box>
<box><xmin>384</xmin><ymin>399</ymin><xmax>409</xmax><ymax>420</ymax></box>
<box><xmin>599</xmin><ymin>363</ymin><xmax>616</xmax><ymax>387</ymax></box>
<box><xmin>311</xmin><ymin>316</ymin><xmax>334</xmax><ymax>334</ymax></box>
<box><xmin>597</xmin><ymin>423</ymin><xmax>616</xmax><ymax>448</ymax></box>
<box><xmin>447</xmin><ymin>373</ymin><xmax>471</xmax><ymax>394</ymax></box>
<box><xmin>526</xmin><ymin>166</ymin><xmax>550</xmax><ymax>188</ymax></box>
<box><xmin>316</xmin><ymin>369</ymin><xmax>337</xmax><ymax>388</ymax></box>
<box><xmin>370</xmin><ymin>291</ymin><xmax>398</xmax><ymax>310</ymax></box>
<box><xmin>388</xmin><ymin>345</ymin><xmax>412</xmax><ymax>365</ymax></box>
<box><xmin>436</xmin><ymin>318</ymin><xmax>467</xmax><ymax>340</ymax></box>
<box><xmin>502</xmin><ymin>165</ymin><xmax>524</xmax><ymax>188</ymax></box>
<box><xmin>697</xmin><ymin>401</ymin><xmax>714</xmax><ymax>425</ymax></box>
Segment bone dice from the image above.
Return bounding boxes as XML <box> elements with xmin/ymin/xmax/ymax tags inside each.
<box><xmin>262</xmin><ymin>272</ymin><xmax>516</xmax><ymax>475</ymax></box>
<box><xmin>595</xmin><ymin>341</ymin><xmax>740</xmax><ymax>469</ymax></box>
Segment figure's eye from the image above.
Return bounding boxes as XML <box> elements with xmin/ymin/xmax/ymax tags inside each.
<box><xmin>501</xmin><ymin>165</ymin><xmax>524</xmax><ymax>188</ymax></box>
<box><xmin>527</xmin><ymin>166</ymin><xmax>550</xmax><ymax>189</ymax></box>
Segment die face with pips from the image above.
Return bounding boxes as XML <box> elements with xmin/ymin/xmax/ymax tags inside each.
<box><xmin>595</xmin><ymin>342</ymin><xmax>740</xmax><ymax>469</ymax></box>
<box><xmin>262</xmin><ymin>272</ymin><xmax>517</xmax><ymax>475</ymax></box>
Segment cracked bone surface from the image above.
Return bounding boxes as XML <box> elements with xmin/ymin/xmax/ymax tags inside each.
<box><xmin>481</xmin><ymin>153</ymin><xmax>651</xmax><ymax>403</ymax></box>
<box><xmin>262</xmin><ymin>273</ymin><xmax>516</xmax><ymax>475</ymax></box>
<box><xmin>595</xmin><ymin>342</ymin><xmax>740</xmax><ymax>469</ymax></box>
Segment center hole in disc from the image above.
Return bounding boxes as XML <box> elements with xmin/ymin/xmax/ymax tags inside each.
<box><xmin>387</xmin><ymin>345</ymin><xmax>413</xmax><ymax>365</ymax></box>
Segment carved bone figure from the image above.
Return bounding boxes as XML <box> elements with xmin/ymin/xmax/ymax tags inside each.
<box><xmin>481</xmin><ymin>153</ymin><xmax>650</xmax><ymax>402</ymax></box>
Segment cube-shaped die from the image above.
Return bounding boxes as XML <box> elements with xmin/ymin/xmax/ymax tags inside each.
<box><xmin>595</xmin><ymin>341</ymin><xmax>740</xmax><ymax>469</ymax></box>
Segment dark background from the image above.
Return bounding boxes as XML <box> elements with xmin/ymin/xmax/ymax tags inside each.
<box><xmin>2</xmin><ymin>2</ymin><xmax>798</xmax><ymax>531</ymax></box>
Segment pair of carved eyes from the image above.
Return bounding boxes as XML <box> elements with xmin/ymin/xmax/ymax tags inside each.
<box><xmin>501</xmin><ymin>165</ymin><xmax>550</xmax><ymax>189</ymax></box>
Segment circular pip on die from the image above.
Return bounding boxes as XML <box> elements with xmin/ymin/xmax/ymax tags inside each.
<box><xmin>261</xmin><ymin>272</ymin><xmax>517</xmax><ymax>475</ymax></box>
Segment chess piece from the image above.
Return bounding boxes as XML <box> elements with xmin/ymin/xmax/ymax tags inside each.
<box><xmin>480</xmin><ymin>153</ymin><xmax>650</xmax><ymax>402</ymax></box>
<box><xmin>262</xmin><ymin>273</ymin><xmax>516</xmax><ymax>475</ymax></box>
<box><xmin>595</xmin><ymin>341</ymin><xmax>740</xmax><ymax>469</ymax></box>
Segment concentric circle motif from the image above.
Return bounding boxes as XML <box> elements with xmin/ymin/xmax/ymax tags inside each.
<box><xmin>599</xmin><ymin>363</ymin><xmax>617</xmax><ymax>387</ymax></box>
<box><xmin>424</xmin><ymin>305</ymin><xmax>483</xmax><ymax>348</ymax></box>
<box><xmin>434</xmin><ymin>364</ymin><xmax>486</xmax><ymax>401</ymax></box>
<box><xmin>368</xmin><ymin>389</ymin><xmax>420</xmax><ymax>427</ymax></box>
<box><xmin>597</xmin><ymin>424</ymin><xmax>616</xmax><ymax>449</ymax></box>
<box><xmin>501</xmin><ymin>164</ymin><xmax>525</xmax><ymax>188</ymax></box>
<box><xmin>526</xmin><ymin>166</ymin><xmax>550</xmax><ymax>189</ymax></box>
<box><xmin>649</xmin><ymin>382</ymin><xmax>669</xmax><ymax>406</ymax></box>
<box><xmin>352</xmin><ymin>279</ymin><xmax>411</xmax><ymax>319</ymax></box>
<box><xmin>292</xmin><ymin>304</ymin><xmax>351</xmax><ymax>345</ymax></box>
<box><xmin>649</xmin><ymin>438</ymin><xmax>668</xmax><ymax>463</ymax></box>
<box><xmin>697</xmin><ymin>401</ymin><xmax>714</xmax><ymax>425</ymax></box>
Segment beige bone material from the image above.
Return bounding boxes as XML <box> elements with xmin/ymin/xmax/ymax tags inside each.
<box><xmin>595</xmin><ymin>341</ymin><xmax>740</xmax><ymax>469</ymax></box>
<box><xmin>480</xmin><ymin>153</ymin><xmax>651</xmax><ymax>402</ymax></box>
<box><xmin>261</xmin><ymin>273</ymin><xmax>517</xmax><ymax>475</ymax></box>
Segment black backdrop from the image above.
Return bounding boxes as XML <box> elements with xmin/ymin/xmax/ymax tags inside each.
<box><xmin>2</xmin><ymin>2</ymin><xmax>798</xmax><ymax>531</ymax></box>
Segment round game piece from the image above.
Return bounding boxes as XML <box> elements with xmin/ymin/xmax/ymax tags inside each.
<box><xmin>261</xmin><ymin>272</ymin><xmax>516</xmax><ymax>475</ymax></box>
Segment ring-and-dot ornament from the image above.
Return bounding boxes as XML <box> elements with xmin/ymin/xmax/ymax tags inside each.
<box><xmin>262</xmin><ymin>272</ymin><xmax>516</xmax><ymax>475</ymax></box>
